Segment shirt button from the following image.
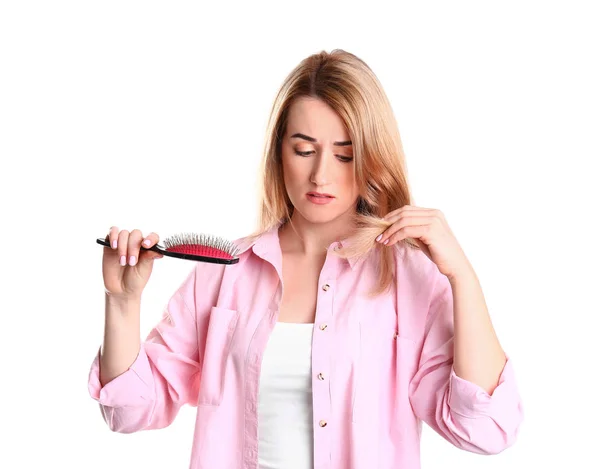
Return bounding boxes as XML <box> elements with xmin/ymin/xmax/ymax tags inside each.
<box><xmin>322</xmin><ymin>283</ymin><xmax>330</xmax><ymax>291</ymax></box>
<box><xmin>317</xmin><ymin>372</ymin><xmax>325</xmax><ymax>380</ymax></box>
<box><xmin>319</xmin><ymin>420</ymin><xmax>327</xmax><ymax>427</ymax></box>
<box><xmin>319</xmin><ymin>323</ymin><xmax>328</xmax><ymax>330</ymax></box>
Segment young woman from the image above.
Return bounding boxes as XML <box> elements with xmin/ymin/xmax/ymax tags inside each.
<box><xmin>89</xmin><ymin>49</ymin><xmax>523</xmax><ymax>469</ymax></box>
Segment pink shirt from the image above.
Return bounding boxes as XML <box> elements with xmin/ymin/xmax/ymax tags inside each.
<box><xmin>88</xmin><ymin>223</ymin><xmax>524</xmax><ymax>468</ymax></box>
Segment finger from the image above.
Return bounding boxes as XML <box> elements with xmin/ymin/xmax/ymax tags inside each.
<box><xmin>384</xmin><ymin>207</ymin><xmax>434</xmax><ymax>222</ymax></box>
<box><xmin>383</xmin><ymin>205</ymin><xmax>428</xmax><ymax>220</ymax></box>
<box><xmin>140</xmin><ymin>232</ymin><xmax>163</xmax><ymax>262</ymax></box>
<box><xmin>127</xmin><ymin>229</ymin><xmax>144</xmax><ymax>266</ymax></box>
<box><xmin>382</xmin><ymin>207</ymin><xmax>403</xmax><ymax>221</ymax></box>
<box><xmin>385</xmin><ymin>224</ymin><xmax>427</xmax><ymax>246</ymax></box>
<box><xmin>141</xmin><ymin>232</ymin><xmax>160</xmax><ymax>249</ymax></box>
<box><xmin>117</xmin><ymin>230</ymin><xmax>130</xmax><ymax>266</ymax></box>
<box><xmin>384</xmin><ymin>212</ymin><xmax>428</xmax><ymax>226</ymax></box>
<box><xmin>377</xmin><ymin>216</ymin><xmax>432</xmax><ymax>244</ymax></box>
<box><xmin>107</xmin><ymin>226</ymin><xmax>119</xmax><ymax>249</ymax></box>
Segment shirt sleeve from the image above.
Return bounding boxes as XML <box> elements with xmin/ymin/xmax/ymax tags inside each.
<box><xmin>88</xmin><ymin>264</ymin><xmax>206</xmax><ymax>433</ymax></box>
<box><xmin>408</xmin><ymin>268</ymin><xmax>524</xmax><ymax>455</ymax></box>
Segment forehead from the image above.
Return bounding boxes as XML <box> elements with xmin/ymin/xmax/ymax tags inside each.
<box><xmin>287</xmin><ymin>97</ymin><xmax>349</xmax><ymax>140</ymax></box>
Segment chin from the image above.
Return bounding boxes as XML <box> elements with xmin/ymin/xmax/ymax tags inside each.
<box><xmin>305</xmin><ymin>213</ymin><xmax>339</xmax><ymax>224</ymax></box>
<box><xmin>293</xmin><ymin>203</ymin><xmax>345</xmax><ymax>224</ymax></box>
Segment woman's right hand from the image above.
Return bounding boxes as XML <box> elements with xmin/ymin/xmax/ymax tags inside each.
<box><xmin>102</xmin><ymin>226</ymin><xmax>164</xmax><ymax>300</ymax></box>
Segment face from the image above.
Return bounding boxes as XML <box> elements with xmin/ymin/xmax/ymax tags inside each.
<box><xmin>281</xmin><ymin>97</ymin><xmax>360</xmax><ymax>225</ymax></box>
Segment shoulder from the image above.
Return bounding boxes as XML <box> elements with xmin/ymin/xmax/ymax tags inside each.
<box><xmin>189</xmin><ymin>231</ymin><xmax>260</xmax><ymax>277</ymax></box>
<box><xmin>218</xmin><ymin>229</ymin><xmax>270</xmax><ymax>272</ymax></box>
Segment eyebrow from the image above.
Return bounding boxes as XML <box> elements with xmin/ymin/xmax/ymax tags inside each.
<box><xmin>290</xmin><ymin>133</ymin><xmax>352</xmax><ymax>146</ymax></box>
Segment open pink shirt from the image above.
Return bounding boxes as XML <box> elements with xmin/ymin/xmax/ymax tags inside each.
<box><xmin>88</xmin><ymin>223</ymin><xmax>524</xmax><ymax>468</ymax></box>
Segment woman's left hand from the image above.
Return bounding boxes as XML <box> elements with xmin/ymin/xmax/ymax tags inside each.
<box><xmin>377</xmin><ymin>205</ymin><xmax>472</xmax><ymax>280</ymax></box>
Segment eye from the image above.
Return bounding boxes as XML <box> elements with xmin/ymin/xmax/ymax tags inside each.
<box><xmin>294</xmin><ymin>150</ymin><xmax>353</xmax><ymax>163</ymax></box>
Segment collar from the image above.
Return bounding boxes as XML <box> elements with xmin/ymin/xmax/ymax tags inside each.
<box><xmin>233</xmin><ymin>223</ymin><xmax>367</xmax><ymax>271</ymax></box>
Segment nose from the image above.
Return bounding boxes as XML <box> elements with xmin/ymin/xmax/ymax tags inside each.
<box><xmin>310</xmin><ymin>153</ymin><xmax>331</xmax><ymax>186</ymax></box>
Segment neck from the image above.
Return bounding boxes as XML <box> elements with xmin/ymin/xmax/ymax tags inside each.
<box><xmin>279</xmin><ymin>208</ymin><xmax>355</xmax><ymax>256</ymax></box>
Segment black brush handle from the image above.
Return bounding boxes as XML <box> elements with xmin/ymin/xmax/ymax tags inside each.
<box><xmin>96</xmin><ymin>237</ymin><xmax>163</xmax><ymax>254</ymax></box>
<box><xmin>95</xmin><ymin>237</ymin><xmax>239</xmax><ymax>265</ymax></box>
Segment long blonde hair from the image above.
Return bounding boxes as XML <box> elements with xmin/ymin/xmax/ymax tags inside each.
<box><xmin>249</xmin><ymin>49</ymin><xmax>421</xmax><ymax>297</ymax></box>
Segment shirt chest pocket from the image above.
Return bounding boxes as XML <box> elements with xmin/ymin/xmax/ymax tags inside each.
<box><xmin>351</xmin><ymin>313</ymin><xmax>419</xmax><ymax>424</ymax></box>
<box><xmin>351</xmin><ymin>322</ymin><xmax>399</xmax><ymax>423</ymax></box>
<box><xmin>197</xmin><ymin>306</ymin><xmax>239</xmax><ymax>406</ymax></box>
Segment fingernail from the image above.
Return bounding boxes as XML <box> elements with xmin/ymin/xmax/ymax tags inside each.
<box><xmin>112</xmin><ymin>240</ymin><xmax>117</xmax><ymax>249</ymax></box>
<box><xmin>143</xmin><ymin>239</ymin><xmax>151</xmax><ymax>247</ymax></box>
<box><xmin>120</xmin><ymin>255</ymin><xmax>126</xmax><ymax>266</ymax></box>
<box><xmin>129</xmin><ymin>255</ymin><xmax>137</xmax><ymax>266</ymax></box>
<box><xmin>384</xmin><ymin>239</ymin><xmax>389</xmax><ymax>245</ymax></box>
<box><xmin>376</xmin><ymin>234</ymin><xmax>382</xmax><ymax>242</ymax></box>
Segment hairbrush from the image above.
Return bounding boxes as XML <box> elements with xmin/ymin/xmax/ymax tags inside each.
<box><xmin>96</xmin><ymin>232</ymin><xmax>240</xmax><ymax>265</ymax></box>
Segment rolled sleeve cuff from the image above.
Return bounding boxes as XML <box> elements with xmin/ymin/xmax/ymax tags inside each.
<box><xmin>88</xmin><ymin>345</ymin><xmax>154</xmax><ymax>408</ymax></box>
<box><xmin>448</xmin><ymin>354</ymin><xmax>521</xmax><ymax>419</ymax></box>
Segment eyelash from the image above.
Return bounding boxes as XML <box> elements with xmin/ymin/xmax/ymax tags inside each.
<box><xmin>294</xmin><ymin>150</ymin><xmax>354</xmax><ymax>163</ymax></box>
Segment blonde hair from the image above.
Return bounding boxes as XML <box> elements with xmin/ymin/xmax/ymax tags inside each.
<box><xmin>249</xmin><ymin>48</ymin><xmax>421</xmax><ymax>297</ymax></box>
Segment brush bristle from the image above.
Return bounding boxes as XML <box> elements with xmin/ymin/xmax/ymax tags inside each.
<box><xmin>162</xmin><ymin>233</ymin><xmax>240</xmax><ymax>259</ymax></box>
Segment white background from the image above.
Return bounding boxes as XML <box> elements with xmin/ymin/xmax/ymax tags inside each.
<box><xmin>1</xmin><ymin>1</ymin><xmax>599</xmax><ymax>468</ymax></box>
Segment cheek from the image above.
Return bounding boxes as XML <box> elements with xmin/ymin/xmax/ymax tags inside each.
<box><xmin>281</xmin><ymin>157</ymin><xmax>302</xmax><ymax>196</ymax></box>
<box><xmin>341</xmin><ymin>167</ymin><xmax>358</xmax><ymax>193</ymax></box>
<box><xmin>282</xmin><ymin>155</ymin><xmax>305</xmax><ymax>185</ymax></box>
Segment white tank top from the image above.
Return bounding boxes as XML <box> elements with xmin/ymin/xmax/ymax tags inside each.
<box><xmin>257</xmin><ymin>321</ymin><xmax>314</xmax><ymax>469</ymax></box>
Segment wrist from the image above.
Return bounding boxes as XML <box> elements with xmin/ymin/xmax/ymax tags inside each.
<box><xmin>446</xmin><ymin>262</ymin><xmax>476</xmax><ymax>285</ymax></box>
<box><xmin>105</xmin><ymin>292</ymin><xmax>141</xmax><ymax>311</ymax></box>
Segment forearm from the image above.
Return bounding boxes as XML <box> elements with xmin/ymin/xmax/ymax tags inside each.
<box><xmin>99</xmin><ymin>294</ymin><xmax>142</xmax><ymax>387</ymax></box>
<box><xmin>448</xmin><ymin>264</ymin><xmax>507</xmax><ymax>395</ymax></box>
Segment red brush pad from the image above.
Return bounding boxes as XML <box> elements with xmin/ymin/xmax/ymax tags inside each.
<box><xmin>166</xmin><ymin>244</ymin><xmax>234</xmax><ymax>259</ymax></box>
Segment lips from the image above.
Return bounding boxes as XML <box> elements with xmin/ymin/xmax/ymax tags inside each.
<box><xmin>307</xmin><ymin>192</ymin><xmax>334</xmax><ymax>198</ymax></box>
